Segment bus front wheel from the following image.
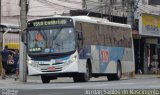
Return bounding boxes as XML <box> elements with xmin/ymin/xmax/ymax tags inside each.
<box><xmin>41</xmin><ymin>75</ymin><xmax>50</xmax><ymax>83</ymax></box>
<box><xmin>73</xmin><ymin>63</ymin><xmax>91</xmax><ymax>82</ymax></box>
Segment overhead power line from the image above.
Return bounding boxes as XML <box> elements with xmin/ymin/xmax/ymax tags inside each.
<box><xmin>35</xmin><ymin>0</ymin><xmax>81</xmax><ymax>10</ymax></box>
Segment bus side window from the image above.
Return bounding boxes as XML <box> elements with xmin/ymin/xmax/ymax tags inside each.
<box><xmin>77</xmin><ymin>31</ymin><xmax>83</xmax><ymax>52</ymax></box>
<box><xmin>78</xmin><ymin>32</ymin><xmax>83</xmax><ymax>40</ymax></box>
<box><xmin>76</xmin><ymin>22</ymin><xmax>83</xmax><ymax>52</ymax></box>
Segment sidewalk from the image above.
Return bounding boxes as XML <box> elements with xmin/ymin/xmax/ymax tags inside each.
<box><xmin>121</xmin><ymin>74</ymin><xmax>160</xmax><ymax>80</ymax></box>
<box><xmin>0</xmin><ymin>74</ymin><xmax>159</xmax><ymax>84</ymax></box>
<box><xmin>134</xmin><ymin>74</ymin><xmax>160</xmax><ymax>79</ymax></box>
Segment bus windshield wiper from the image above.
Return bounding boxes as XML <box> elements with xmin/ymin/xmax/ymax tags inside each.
<box><xmin>55</xmin><ymin>42</ymin><xmax>63</xmax><ymax>47</ymax></box>
<box><xmin>53</xmin><ymin>27</ymin><xmax>63</xmax><ymax>40</ymax></box>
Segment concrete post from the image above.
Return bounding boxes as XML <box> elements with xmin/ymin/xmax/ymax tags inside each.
<box><xmin>19</xmin><ymin>0</ymin><xmax>27</xmax><ymax>82</ymax></box>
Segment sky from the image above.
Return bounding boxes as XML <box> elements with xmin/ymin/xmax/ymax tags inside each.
<box><xmin>1</xmin><ymin>0</ymin><xmax>82</xmax><ymax>25</ymax></box>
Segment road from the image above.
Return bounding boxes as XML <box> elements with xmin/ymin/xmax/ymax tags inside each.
<box><xmin>0</xmin><ymin>76</ymin><xmax>160</xmax><ymax>95</ymax></box>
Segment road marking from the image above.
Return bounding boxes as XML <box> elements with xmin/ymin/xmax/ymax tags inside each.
<box><xmin>93</xmin><ymin>84</ymin><xmax>111</xmax><ymax>86</ymax></box>
<box><xmin>56</xmin><ymin>84</ymin><xmax>112</xmax><ymax>89</ymax></box>
<box><xmin>121</xmin><ymin>83</ymin><xmax>135</xmax><ymax>85</ymax></box>
<box><xmin>56</xmin><ymin>82</ymin><xmax>136</xmax><ymax>89</ymax></box>
<box><xmin>54</xmin><ymin>80</ymin><xmax>160</xmax><ymax>89</ymax></box>
<box><xmin>40</xmin><ymin>94</ymin><xmax>62</xmax><ymax>95</ymax></box>
<box><xmin>57</xmin><ymin>85</ymin><xmax>82</xmax><ymax>89</ymax></box>
<box><xmin>150</xmin><ymin>85</ymin><xmax>160</xmax><ymax>88</ymax></box>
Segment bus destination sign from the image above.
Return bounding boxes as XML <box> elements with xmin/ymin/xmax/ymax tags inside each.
<box><xmin>28</xmin><ymin>18</ymin><xmax>73</xmax><ymax>27</ymax></box>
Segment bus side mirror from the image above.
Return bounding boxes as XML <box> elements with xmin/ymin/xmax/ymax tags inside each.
<box><xmin>77</xmin><ymin>32</ymin><xmax>83</xmax><ymax>40</ymax></box>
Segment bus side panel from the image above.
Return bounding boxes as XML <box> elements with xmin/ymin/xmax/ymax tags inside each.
<box><xmin>79</xmin><ymin>45</ymin><xmax>91</xmax><ymax>59</ymax></box>
<box><xmin>105</xmin><ymin>47</ymin><xmax>135</xmax><ymax>74</ymax></box>
<box><xmin>91</xmin><ymin>45</ymin><xmax>125</xmax><ymax>74</ymax></box>
<box><xmin>100</xmin><ymin>46</ymin><xmax>124</xmax><ymax>73</ymax></box>
<box><xmin>78</xmin><ymin>46</ymin><xmax>91</xmax><ymax>73</ymax></box>
<box><xmin>91</xmin><ymin>46</ymin><xmax>100</xmax><ymax>73</ymax></box>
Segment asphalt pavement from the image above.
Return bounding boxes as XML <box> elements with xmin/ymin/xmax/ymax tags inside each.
<box><xmin>0</xmin><ymin>74</ymin><xmax>159</xmax><ymax>95</ymax></box>
<box><xmin>0</xmin><ymin>74</ymin><xmax>159</xmax><ymax>85</ymax></box>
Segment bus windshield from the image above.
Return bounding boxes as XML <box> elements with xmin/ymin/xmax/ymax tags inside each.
<box><xmin>27</xmin><ymin>27</ymin><xmax>76</xmax><ymax>55</ymax></box>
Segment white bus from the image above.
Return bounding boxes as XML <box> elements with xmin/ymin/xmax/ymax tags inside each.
<box><xmin>27</xmin><ymin>16</ymin><xmax>135</xmax><ymax>83</ymax></box>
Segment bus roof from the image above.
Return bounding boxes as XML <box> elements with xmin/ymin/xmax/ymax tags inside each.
<box><xmin>28</xmin><ymin>15</ymin><xmax>131</xmax><ymax>28</ymax></box>
<box><xmin>72</xmin><ymin>16</ymin><xmax>131</xmax><ymax>28</ymax></box>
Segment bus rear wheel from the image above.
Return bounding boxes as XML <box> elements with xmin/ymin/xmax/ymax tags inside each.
<box><xmin>73</xmin><ymin>63</ymin><xmax>90</xmax><ymax>82</ymax></box>
<box><xmin>41</xmin><ymin>75</ymin><xmax>50</xmax><ymax>83</ymax></box>
<box><xmin>107</xmin><ymin>61</ymin><xmax>122</xmax><ymax>81</ymax></box>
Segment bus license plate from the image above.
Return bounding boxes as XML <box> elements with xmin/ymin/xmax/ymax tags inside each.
<box><xmin>47</xmin><ymin>66</ymin><xmax>56</xmax><ymax>71</ymax></box>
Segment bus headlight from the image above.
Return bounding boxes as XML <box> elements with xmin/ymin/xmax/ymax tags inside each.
<box><xmin>68</xmin><ymin>55</ymin><xmax>77</xmax><ymax>64</ymax></box>
<box><xmin>27</xmin><ymin>60</ymin><xmax>32</xmax><ymax>64</ymax></box>
<box><xmin>27</xmin><ymin>60</ymin><xmax>39</xmax><ymax>67</ymax></box>
<box><xmin>72</xmin><ymin>55</ymin><xmax>77</xmax><ymax>61</ymax></box>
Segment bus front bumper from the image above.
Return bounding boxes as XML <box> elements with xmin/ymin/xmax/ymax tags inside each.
<box><xmin>28</xmin><ymin>60</ymin><xmax>86</xmax><ymax>75</ymax></box>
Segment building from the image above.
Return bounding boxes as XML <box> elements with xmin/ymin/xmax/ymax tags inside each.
<box><xmin>134</xmin><ymin>0</ymin><xmax>160</xmax><ymax>74</ymax></box>
<box><xmin>82</xmin><ymin>0</ymin><xmax>127</xmax><ymax>18</ymax></box>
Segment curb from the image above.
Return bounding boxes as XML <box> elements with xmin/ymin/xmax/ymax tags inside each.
<box><xmin>121</xmin><ymin>74</ymin><xmax>160</xmax><ymax>80</ymax></box>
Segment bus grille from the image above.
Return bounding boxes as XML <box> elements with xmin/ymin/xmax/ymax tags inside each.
<box><xmin>38</xmin><ymin>62</ymin><xmax>64</xmax><ymax>66</ymax></box>
<box><xmin>52</xmin><ymin>62</ymin><xmax>64</xmax><ymax>65</ymax></box>
<box><xmin>42</xmin><ymin>70</ymin><xmax>61</xmax><ymax>72</ymax></box>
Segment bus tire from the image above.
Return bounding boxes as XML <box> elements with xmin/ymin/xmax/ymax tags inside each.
<box><xmin>107</xmin><ymin>61</ymin><xmax>122</xmax><ymax>81</ymax></box>
<box><xmin>73</xmin><ymin>63</ymin><xmax>90</xmax><ymax>82</ymax></box>
<box><xmin>41</xmin><ymin>75</ymin><xmax>50</xmax><ymax>83</ymax></box>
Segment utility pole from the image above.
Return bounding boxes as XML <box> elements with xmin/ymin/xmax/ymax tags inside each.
<box><xmin>82</xmin><ymin>0</ymin><xmax>87</xmax><ymax>10</ymax></box>
<box><xmin>127</xmin><ymin>0</ymin><xmax>134</xmax><ymax>26</ymax></box>
<box><xmin>20</xmin><ymin>0</ymin><xmax>27</xmax><ymax>82</ymax></box>
<box><xmin>127</xmin><ymin>0</ymin><xmax>136</xmax><ymax>77</ymax></box>
<box><xmin>108</xmin><ymin>0</ymin><xmax>113</xmax><ymax>21</ymax></box>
